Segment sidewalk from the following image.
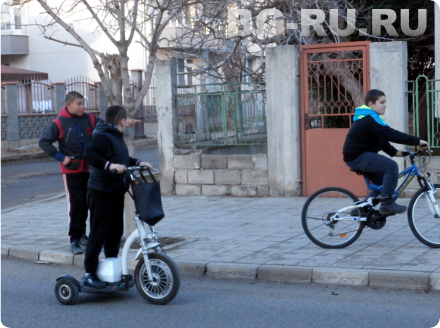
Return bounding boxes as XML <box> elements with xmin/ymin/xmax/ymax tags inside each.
<box><xmin>2</xmin><ymin>194</ymin><xmax>440</xmax><ymax>290</ymax></box>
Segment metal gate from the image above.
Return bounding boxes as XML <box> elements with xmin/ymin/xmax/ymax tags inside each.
<box><xmin>300</xmin><ymin>41</ymin><xmax>370</xmax><ymax>196</ymax></box>
<box><xmin>407</xmin><ymin>75</ymin><xmax>440</xmax><ymax>149</ymax></box>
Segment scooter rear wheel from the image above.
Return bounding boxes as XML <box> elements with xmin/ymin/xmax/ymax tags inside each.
<box><xmin>135</xmin><ymin>252</ymin><xmax>180</xmax><ymax>305</ymax></box>
<box><xmin>55</xmin><ymin>278</ymin><xmax>79</xmax><ymax>305</ymax></box>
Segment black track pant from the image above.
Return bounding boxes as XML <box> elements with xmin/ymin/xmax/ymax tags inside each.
<box><xmin>84</xmin><ymin>188</ymin><xmax>125</xmax><ymax>274</ymax></box>
<box><xmin>63</xmin><ymin>172</ymin><xmax>89</xmax><ymax>242</ymax></box>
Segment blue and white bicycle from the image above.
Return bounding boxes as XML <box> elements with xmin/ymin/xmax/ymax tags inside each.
<box><xmin>301</xmin><ymin>149</ymin><xmax>440</xmax><ymax>248</ymax></box>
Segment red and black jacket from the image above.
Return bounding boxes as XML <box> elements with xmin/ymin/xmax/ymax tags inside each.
<box><xmin>39</xmin><ymin>107</ymin><xmax>99</xmax><ymax>174</ymax></box>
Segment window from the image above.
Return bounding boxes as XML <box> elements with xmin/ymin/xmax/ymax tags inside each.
<box><xmin>1</xmin><ymin>0</ymin><xmax>22</xmax><ymax>31</ymax></box>
<box><xmin>177</xmin><ymin>58</ymin><xmax>194</xmax><ymax>86</ymax></box>
<box><xmin>244</xmin><ymin>58</ymin><xmax>254</xmax><ymax>82</ymax></box>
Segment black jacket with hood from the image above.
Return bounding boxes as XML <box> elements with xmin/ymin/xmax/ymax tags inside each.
<box><xmin>84</xmin><ymin>121</ymin><xmax>139</xmax><ymax>194</ymax></box>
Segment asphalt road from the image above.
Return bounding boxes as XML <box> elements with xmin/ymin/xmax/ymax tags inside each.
<box><xmin>1</xmin><ymin>147</ymin><xmax>159</xmax><ymax>209</ymax></box>
<box><xmin>2</xmin><ymin>256</ymin><xmax>440</xmax><ymax>328</ymax></box>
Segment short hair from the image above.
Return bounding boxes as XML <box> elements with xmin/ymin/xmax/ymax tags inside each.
<box><xmin>364</xmin><ymin>89</ymin><xmax>386</xmax><ymax>106</ymax></box>
<box><xmin>65</xmin><ymin>91</ymin><xmax>84</xmax><ymax>104</ymax></box>
<box><xmin>105</xmin><ymin>105</ymin><xmax>127</xmax><ymax>126</ymax></box>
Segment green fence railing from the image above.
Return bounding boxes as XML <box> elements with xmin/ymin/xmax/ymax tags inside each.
<box><xmin>175</xmin><ymin>82</ymin><xmax>266</xmax><ymax>147</ymax></box>
<box><xmin>407</xmin><ymin>75</ymin><xmax>440</xmax><ymax>148</ymax></box>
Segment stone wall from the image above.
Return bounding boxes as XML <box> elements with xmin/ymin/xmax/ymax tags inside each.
<box><xmin>174</xmin><ymin>152</ymin><xmax>269</xmax><ymax>197</ymax></box>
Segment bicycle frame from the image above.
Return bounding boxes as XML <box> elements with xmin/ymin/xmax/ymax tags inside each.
<box><xmin>331</xmin><ymin>151</ymin><xmax>440</xmax><ymax>221</ymax></box>
<box><xmin>365</xmin><ymin>161</ymin><xmax>422</xmax><ymax>201</ymax></box>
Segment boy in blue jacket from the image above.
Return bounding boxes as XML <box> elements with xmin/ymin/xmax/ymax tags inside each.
<box><xmin>343</xmin><ymin>89</ymin><xmax>428</xmax><ymax>215</ymax></box>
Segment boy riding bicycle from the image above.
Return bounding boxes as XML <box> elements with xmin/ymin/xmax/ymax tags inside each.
<box><xmin>343</xmin><ymin>89</ymin><xmax>428</xmax><ymax>215</ymax></box>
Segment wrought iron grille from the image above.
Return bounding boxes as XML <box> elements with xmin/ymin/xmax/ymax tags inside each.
<box><xmin>175</xmin><ymin>82</ymin><xmax>266</xmax><ymax>147</ymax></box>
<box><xmin>302</xmin><ymin>48</ymin><xmax>368</xmax><ymax>130</ymax></box>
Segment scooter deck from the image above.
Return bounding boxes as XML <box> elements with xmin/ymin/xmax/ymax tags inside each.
<box><xmin>79</xmin><ymin>281</ymin><xmax>124</xmax><ymax>294</ymax></box>
<box><xmin>78</xmin><ymin>278</ymin><xmax>135</xmax><ymax>294</ymax></box>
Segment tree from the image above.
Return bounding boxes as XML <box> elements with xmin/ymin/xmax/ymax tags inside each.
<box><xmin>18</xmin><ymin>0</ymin><xmax>197</xmax><ymax>237</ymax></box>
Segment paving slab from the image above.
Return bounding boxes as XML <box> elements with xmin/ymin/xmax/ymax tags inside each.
<box><xmin>2</xmin><ymin>194</ymin><xmax>440</xmax><ymax>290</ymax></box>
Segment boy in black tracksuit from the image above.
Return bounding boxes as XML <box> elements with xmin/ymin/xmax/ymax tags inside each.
<box><xmin>343</xmin><ymin>89</ymin><xmax>428</xmax><ymax>214</ymax></box>
<box><xmin>83</xmin><ymin>105</ymin><xmax>152</xmax><ymax>289</ymax></box>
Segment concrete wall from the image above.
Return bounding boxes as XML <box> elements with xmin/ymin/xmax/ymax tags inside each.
<box><xmin>265</xmin><ymin>46</ymin><xmax>301</xmax><ymax>196</ymax></box>
<box><xmin>370</xmin><ymin>41</ymin><xmax>408</xmax><ymax>171</ymax></box>
<box><xmin>174</xmin><ymin>153</ymin><xmax>269</xmax><ymax>196</ymax></box>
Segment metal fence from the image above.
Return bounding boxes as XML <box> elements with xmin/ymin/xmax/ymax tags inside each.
<box><xmin>175</xmin><ymin>82</ymin><xmax>266</xmax><ymax>147</ymax></box>
<box><xmin>407</xmin><ymin>75</ymin><xmax>440</xmax><ymax>148</ymax></box>
<box><xmin>66</xmin><ymin>76</ymin><xmax>98</xmax><ymax>112</ymax></box>
<box><xmin>17</xmin><ymin>80</ymin><xmax>54</xmax><ymax>114</ymax></box>
<box><xmin>130</xmin><ymin>79</ymin><xmax>157</xmax><ymax>137</ymax></box>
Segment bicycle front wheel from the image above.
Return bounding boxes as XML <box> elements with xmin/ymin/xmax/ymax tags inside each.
<box><xmin>301</xmin><ymin>187</ymin><xmax>366</xmax><ymax>249</ymax></box>
<box><xmin>408</xmin><ymin>184</ymin><xmax>440</xmax><ymax>248</ymax></box>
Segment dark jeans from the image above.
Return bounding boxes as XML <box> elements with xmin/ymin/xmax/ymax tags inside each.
<box><xmin>63</xmin><ymin>172</ymin><xmax>89</xmax><ymax>242</ymax></box>
<box><xmin>345</xmin><ymin>152</ymin><xmax>398</xmax><ymax>198</ymax></box>
<box><xmin>84</xmin><ymin>188</ymin><xmax>125</xmax><ymax>274</ymax></box>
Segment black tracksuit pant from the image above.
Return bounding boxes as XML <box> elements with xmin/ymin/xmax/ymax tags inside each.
<box><xmin>84</xmin><ymin>187</ymin><xmax>125</xmax><ymax>274</ymax></box>
<box><xmin>63</xmin><ymin>172</ymin><xmax>89</xmax><ymax>242</ymax></box>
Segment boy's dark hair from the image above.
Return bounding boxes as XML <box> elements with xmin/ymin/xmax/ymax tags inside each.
<box><xmin>365</xmin><ymin>89</ymin><xmax>385</xmax><ymax>106</ymax></box>
<box><xmin>105</xmin><ymin>105</ymin><xmax>127</xmax><ymax>126</ymax></box>
<box><xmin>65</xmin><ymin>91</ymin><xmax>84</xmax><ymax>104</ymax></box>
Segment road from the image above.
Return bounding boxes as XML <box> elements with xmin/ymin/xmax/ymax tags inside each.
<box><xmin>1</xmin><ymin>147</ymin><xmax>159</xmax><ymax>209</ymax></box>
<box><xmin>2</xmin><ymin>256</ymin><xmax>440</xmax><ymax>328</ymax></box>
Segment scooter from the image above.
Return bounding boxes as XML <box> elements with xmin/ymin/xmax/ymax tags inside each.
<box><xmin>54</xmin><ymin>167</ymin><xmax>180</xmax><ymax>305</ymax></box>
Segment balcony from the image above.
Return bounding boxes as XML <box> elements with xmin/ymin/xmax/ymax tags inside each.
<box><xmin>1</xmin><ymin>34</ymin><xmax>28</xmax><ymax>55</ymax></box>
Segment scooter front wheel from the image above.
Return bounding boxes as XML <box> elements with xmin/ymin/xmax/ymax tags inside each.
<box><xmin>55</xmin><ymin>278</ymin><xmax>79</xmax><ymax>305</ymax></box>
<box><xmin>135</xmin><ymin>252</ymin><xmax>180</xmax><ymax>305</ymax></box>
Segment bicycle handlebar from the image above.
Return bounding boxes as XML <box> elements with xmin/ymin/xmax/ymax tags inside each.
<box><xmin>402</xmin><ymin>148</ymin><xmax>432</xmax><ymax>161</ymax></box>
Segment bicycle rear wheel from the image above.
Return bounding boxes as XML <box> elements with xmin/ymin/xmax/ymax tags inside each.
<box><xmin>301</xmin><ymin>187</ymin><xmax>366</xmax><ymax>249</ymax></box>
<box><xmin>408</xmin><ymin>184</ymin><xmax>440</xmax><ymax>248</ymax></box>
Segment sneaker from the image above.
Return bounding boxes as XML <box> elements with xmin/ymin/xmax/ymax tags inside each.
<box><xmin>70</xmin><ymin>241</ymin><xmax>83</xmax><ymax>254</ymax></box>
<box><xmin>83</xmin><ymin>273</ymin><xmax>106</xmax><ymax>289</ymax></box>
<box><xmin>80</xmin><ymin>234</ymin><xmax>88</xmax><ymax>247</ymax></box>
<box><xmin>379</xmin><ymin>201</ymin><xmax>407</xmax><ymax>215</ymax></box>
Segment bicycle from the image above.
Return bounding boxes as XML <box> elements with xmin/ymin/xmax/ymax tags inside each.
<box><xmin>301</xmin><ymin>149</ymin><xmax>440</xmax><ymax>249</ymax></box>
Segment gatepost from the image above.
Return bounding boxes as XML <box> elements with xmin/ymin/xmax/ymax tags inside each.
<box><xmin>4</xmin><ymin>82</ymin><xmax>20</xmax><ymax>145</ymax></box>
<box><xmin>155</xmin><ymin>59</ymin><xmax>178</xmax><ymax>195</ymax></box>
<box><xmin>51</xmin><ymin>82</ymin><xmax>66</xmax><ymax>114</ymax></box>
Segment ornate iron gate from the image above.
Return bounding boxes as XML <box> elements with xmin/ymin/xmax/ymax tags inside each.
<box><xmin>300</xmin><ymin>41</ymin><xmax>370</xmax><ymax>196</ymax></box>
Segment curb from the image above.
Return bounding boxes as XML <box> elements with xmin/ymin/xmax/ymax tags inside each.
<box><xmin>2</xmin><ymin>245</ymin><xmax>438</xmax><ymax>291</ymax></box>
<box><xmin>1</xmin><ymin>193</ymin><xmax>66</xmax><ymax>214</ymax></box>
<box><xmin>1</xmin><ymin>151</ymin><xmax>50</xmax><ymax>163</ymax></box>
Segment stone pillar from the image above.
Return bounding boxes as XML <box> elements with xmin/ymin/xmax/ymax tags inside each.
<box><xmin>266</xmin><ymin>46</ymin><xmax>302</xmax><ymax>196</ymax></box>
<box><xmin>51</xmin><ymin>82</ymin><xmax>66</xmax><ymax>114</ymax></box>
<box><xmin>155</xmin><ymin>59</ymin><xmax>177</xmax><ymax>195</ymax></box>
<box><xmin>95</xmin><ymin>82</ymin><xmax>108</xmax><ymax>114</ymax></box>
<box><xmin>370</xmin><ymin>41</ymin><xmax>408</xmax><ymax>171</ymax></box>
<box><xmin>4</xmin><ymin>82</ymin><xmax>20</xmax><ymax>143</ymax></box>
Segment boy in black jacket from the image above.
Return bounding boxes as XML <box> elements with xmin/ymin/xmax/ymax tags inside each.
<box><xmin>39</xmin><ymin>92</ymin><xmax>96</xmax><ymax>254</ymax></box>
<box><xmin>83</xmin><ymin>105</ymin><xmax>152</xmax><ymax>289</ymax></box>
<box><xmin>343</xmin><ymin>89</ymin><xmax>428</xmax><ymax>215</ymax></box>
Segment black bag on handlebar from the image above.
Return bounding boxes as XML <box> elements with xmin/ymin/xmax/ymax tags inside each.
<box><xmin>130</xmin><ymin>169</ymin><xmax>165</xmax><ymax>226</ymax></box>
